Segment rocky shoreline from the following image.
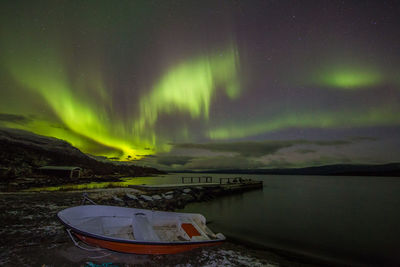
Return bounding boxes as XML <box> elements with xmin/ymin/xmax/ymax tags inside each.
<box><xmin>89</xmin><ymin>185</ymin><xmax>246</xmax><ymax>211</ymax></box>
<box><xmin>0</xmin><ymin>187</ymin><xmax>314</xmax><ymax>267</ymax></box>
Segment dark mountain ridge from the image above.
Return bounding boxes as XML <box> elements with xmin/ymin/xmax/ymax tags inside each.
<box><xmin>174</xmin><ymin>163</ymin><xmax>400</xmax><ymax>177</ymax></box>
<box><xmin>0</xmin><ymin>127</ymin><xmax>163</xmax><ymax>179</ymax></box>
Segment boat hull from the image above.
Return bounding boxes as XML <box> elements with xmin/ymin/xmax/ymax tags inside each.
<box><xmin>58</xmin><ymin>205</ymin><xmax>225</xmax><ymax>254</ymax></box>
<box><xmin>74</xmin><ymin>232</ymin><xmax>223</xmax><ymax>254</ymax></box>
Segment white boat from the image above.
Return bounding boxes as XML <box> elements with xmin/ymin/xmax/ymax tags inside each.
<box><xmin>58</xmin><ymin>205</ymin><xmax>225</xmax><ymax>254</ymax></box>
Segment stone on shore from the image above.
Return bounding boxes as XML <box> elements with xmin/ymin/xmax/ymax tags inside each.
<box><xmin>152</xmin><ymin>194</ymin><xmax>162</xmax><ymax>200</ymax></box>
<box><xmin>126</xmin><ymin>193</ymin><xmax>138</xmax><ymax>200</ymax></box>
<box><xmin>113</xmin><ymin>195</ymin><xmax>123</xmax><ymax>202</ymax></box>
<box><xmin>128</xmin><ymin>188</ymin><xmax>142</xmax><ymax>194</ymax></box>
<box><xmin>140</xmin><ymin>195</ymin><xmax>153</xmax><ymax>201</ymax></box>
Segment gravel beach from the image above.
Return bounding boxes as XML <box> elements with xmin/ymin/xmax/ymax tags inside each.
<box><xmin>0</xmin><ymin>189</ymin><xmax>313</xmax><ymax>267</ymax></box>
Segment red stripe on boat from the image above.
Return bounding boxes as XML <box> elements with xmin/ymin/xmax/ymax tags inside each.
<box><xmin>75</xmin><ymin>233</ymin><xmax>223</xmax><ymax>254</ymax></box>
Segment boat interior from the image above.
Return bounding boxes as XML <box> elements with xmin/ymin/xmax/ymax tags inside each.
<box><xmin>73</xmin><ymin>212</ymin><xmax>221</xmax><ymax>242</ymax></box>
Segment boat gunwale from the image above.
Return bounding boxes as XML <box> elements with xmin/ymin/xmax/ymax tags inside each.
<box><xmin>57</xmin><ymin>206</ymin><xmax>226</xmax><ymax>246</ymax></box>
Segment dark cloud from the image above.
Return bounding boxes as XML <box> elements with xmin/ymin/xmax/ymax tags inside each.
<box><xmin>184</xmin><ymin>156</ymin><xmax>264</xmax><ymax>170</ymax></box>
<box><xmin>266</xmin><ymin>158</ymin><xmax>297</xmax><ymax>169</ymax></box>
<box><xmin>0</xmin><ymin>113</ymin><xmax>31</xmax><ymax>124</ymax></box>
<box><xmin>138</xmin><ymin>136</ymin><xmax>384</xmax><ymax>170</ymax></box>
<box><xmin>175</xmin><ymin>141</ymin><xmax>296</xmax><ymax>157</ymax></box>
<box><xmin>296</xmin><ymin>149</ymin><xmax>315</xmax><ymax>154</ymax></box>
<box><xmin>174</xmin><ymin>139</ymin><xmax>356</xmax><ymax>157</ymax></box>
<box><xmin>312</xmin><ymin>140</ymin><xmax>352</xmax><ymax>146</ymax></box>
<box><xmin>156</xmin><ymin>156</ymin><xmax>194</xmax><ymax>166</ymax></box>
<box><xmin>142</xmin><ymin>154</ymin><xmax>157</xmax><ymax>158</ymax></box>
<box><xmin>349</xmin><ymin>136</ymin><xmax>378</xmax><ymax>142</ymax></box>
<box><xmin>307</xmin><ymin>156</ymin><xmax>353</xmax><ymax>167</ymax></box>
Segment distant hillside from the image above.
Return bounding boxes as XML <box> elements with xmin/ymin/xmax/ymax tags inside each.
<box><xmin>176</xmin><ymin>163</ymin><xmax>400</xmax><ymax>177</ymax></box>
<box><xmin>0</xmin><ymin>127</ymin><xmax>163</xmax><ymax>179</ymax></box>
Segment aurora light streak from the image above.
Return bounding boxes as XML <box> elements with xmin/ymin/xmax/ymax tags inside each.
<box><xmin>0</xmin><ymin>33</ymin><xmax>239</xmax><ymax>159</ymax></box>
<box><xmin>312</xmin><ymin>64</ymin><xmax>383</xmax><ymax>89</ymax></box>
<box><xmin>0</xmin><ymin>0</ymin><xmax>399</xmax><ymax>169</ymax></box>
<box><xmin>137</xmin><ymin>45</ymin><xmax>240</xmax><ymax>131</ymax></box>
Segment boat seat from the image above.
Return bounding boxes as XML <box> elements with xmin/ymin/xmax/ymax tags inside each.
<box><xmin>181</xmin><ymin>223</ymin><xmax>201</xmax><ymax>238</ymax></box>
<box><xmin>178</xmin><ymin>216</ymin><xmax>208</xmax><ymax>241</ymax></box>
<box><xmin>132</xmin><ymin>213</ymin><xmax>160</xmax><ymax>241</ymax></box>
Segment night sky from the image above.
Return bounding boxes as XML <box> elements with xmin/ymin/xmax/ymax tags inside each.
<box><xmin>1</xmin><ymin>0</ymin><xmax>400</xmax><ymax>170</ymax></box>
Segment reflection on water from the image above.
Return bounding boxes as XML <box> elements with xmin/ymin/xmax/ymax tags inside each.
<box><xmin>24</xmin><ymin>174</ymin><xmax>226</xmax><ymax>192</ymax></box>
<box><xmin>25</xmin><ymin>177</ymin><xmax>162</xmax><ymax>192</ymax></box>
<box><xmin>24</xmin><ymin>173</ymin><xmax>258</xmax><ymax>192</ymax></box>
<box><xmin>182</xmin><ymin>175</ymin><xmax>400</xmax><ymax>266</ymax></box>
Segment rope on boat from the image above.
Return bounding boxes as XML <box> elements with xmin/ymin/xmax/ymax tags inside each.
<box><xmin>66</xmin><ymin>228</ymin><xmax>105</xmax><ymax>252</ymax></box>
<box><xmin>66</xmin><ymin>229</ymin><xmax>112</xmax><ymax>258</ymax></box>
<box><xmin>72</xmin><ymin>195</ymin><xmax>113</xmax><ymax>258</ymax></box>
<box><xmin>81</xmin><ymin>193</ymin><xmax>97</xmax><ymax>205</ymax></box>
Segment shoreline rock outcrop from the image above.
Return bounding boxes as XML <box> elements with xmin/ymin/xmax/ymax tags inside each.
<box><xmin>87</xmin><ymin>183</ymin><xmax>261</xmax><ymax>211</ymax></box>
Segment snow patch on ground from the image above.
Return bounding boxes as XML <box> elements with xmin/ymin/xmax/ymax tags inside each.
<box><xmin>201</xmin><ymin>249</ymin><xmax>270</xmax><ymax>267</ymax></box>
<box><xmin>174</xmin><ymin>248</ymin><xmax>275</xmax><ymax>267</ymax></box>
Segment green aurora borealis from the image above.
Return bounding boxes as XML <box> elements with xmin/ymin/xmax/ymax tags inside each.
<box><xmin>1</xmin><ymin>1</ymin><xmax>400</xmax><ymax>169</ymax></box>
<box><xmin>1</xmin><ymin>33</ymin><xmax>239</xmax><ymax>159</ymax></box>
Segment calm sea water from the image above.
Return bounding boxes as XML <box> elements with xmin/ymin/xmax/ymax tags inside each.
<box><xmin>177</xmin><ymin>174</ymin><xmax>400</xmax><ymax>266</ymax></box>
<box><xmin>28</xmin><ymin>173</ymin><xmax>400</xmax><ymax>265</ymax></box>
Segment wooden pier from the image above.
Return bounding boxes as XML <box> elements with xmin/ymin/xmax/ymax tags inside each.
<box><xmin>129</xmin><ymin>176</ymin><xmax>263</xmax><ymax>193</ymax></box>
